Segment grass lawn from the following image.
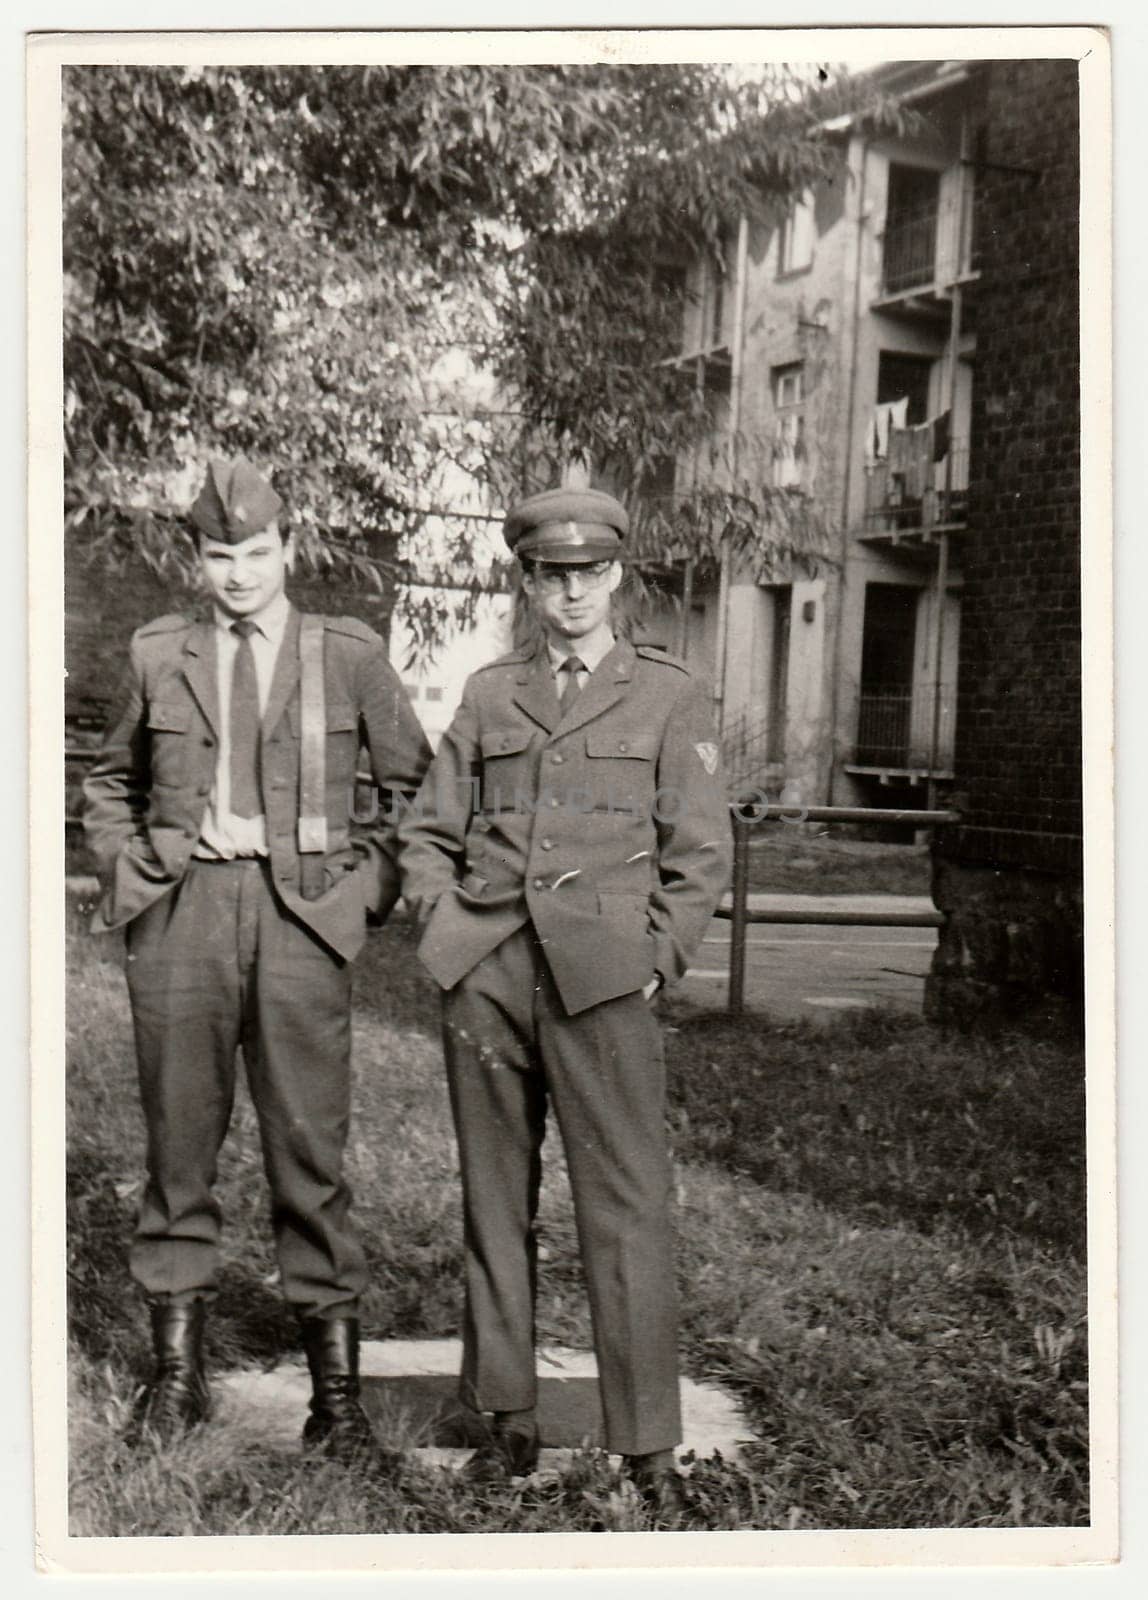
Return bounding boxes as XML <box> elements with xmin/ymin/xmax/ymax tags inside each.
<box><xmin>743</xmin><ymin>825</ymin><xmax>931</xmax><ymax>897</ymax></box>
<box><xmin>64</xmin><ymin>904</ymin><xmax>1087</xmax><ymax>1536</ymax></box>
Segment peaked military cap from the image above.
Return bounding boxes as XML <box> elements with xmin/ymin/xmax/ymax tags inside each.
<box><xmin>504</xmin><ymin>487</ymin><xmax>628</xmax><ymax>564</ymax></box>
<box><xmin>190</xmin><ymin>458</ymin><xmax>284</xmax><ymax>543</ymax></box>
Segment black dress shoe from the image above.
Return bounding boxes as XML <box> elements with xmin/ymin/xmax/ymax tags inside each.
<box><xmin>300</xmin><ymin>1316</ymin><xmax>401</xmax><ymax>1472</ymax></box>
<box><xmin>462</xmin><ymin>1423</ymin><xmax>541</xmax><ymax>1482</ymax></box>
<box><xmin>126</xmin><ymin>1300</ymin><xmax>212</xmax><ymax>1447</ymax></box>
<box><xmin>623</xmin><ymin>1452</ymin><xmax>687</xmax><ymax>1522</ymax></box>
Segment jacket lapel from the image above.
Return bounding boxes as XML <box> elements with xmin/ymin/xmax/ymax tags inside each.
<box><xmin>261</xmin><ymin>606</ymin><xmax>302</xmax><ymax>737</ymax></box>
<box><xmin>553</xmin><ymin>636</ymin><xmax>634</xmax><ymax>739</ymax></box>
<box><xmin>512</xmin><ymin>647</ymin><xmax>559</xmax><ymax>734</ymax></box>
<box><xmin>181</xmin><ymin>620</ymin><xmax>220</xmax><ymax>739</ymax></box>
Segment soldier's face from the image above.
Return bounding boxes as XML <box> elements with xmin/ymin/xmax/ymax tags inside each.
<box><xmin>523</xmin><ymin>559</ymin><xmax>623</xmax><ymax>642</ymax></box>
<box><xmin>197</xmin><ymin>523</ymin><xmax>295</xmax><ymax>621</ymax></box>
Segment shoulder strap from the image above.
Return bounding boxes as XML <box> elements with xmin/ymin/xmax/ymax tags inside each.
<box><xmin>297</xmin><ymin>615</ymin><xmax>328</xmax><ymax>858</ymax></box>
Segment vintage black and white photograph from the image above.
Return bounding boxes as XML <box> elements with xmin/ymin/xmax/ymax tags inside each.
<box><xmin>28</xmin><ymin>22</ymin><xmax>1113</xmax><ymax>1574</ymax></box>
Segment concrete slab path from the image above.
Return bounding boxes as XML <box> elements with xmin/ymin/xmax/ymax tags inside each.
<box><xmin>218</xmin><ymin>1338</ymin><xmax>751</xmax><ymax>1471</ymax></box>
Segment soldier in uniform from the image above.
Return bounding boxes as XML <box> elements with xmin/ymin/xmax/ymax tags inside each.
<box><xmin>82</xmin><ymin>458</ymin><xmax>433</xmax><ymax>1462</ymax></box>
<box><xmin>399</xmin><ymin>487</ymin><xmax>732</xmax><ymax>1517</ymax></box>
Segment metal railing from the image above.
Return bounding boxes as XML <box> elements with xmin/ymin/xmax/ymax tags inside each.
<box><xmin>863</xmin><ymin>442</ymin><xmax>970</xmax><ymax>533</ymax></box>
<box><xmin>881</xmin><ymin>203</ymin><xmax>941</xmax><ymax>295</ymax></box>
<box><xmin>720</xmin><ymin>704</ymin><xmax>785</xmax><ymax>794</ymax></box>
<box><xmin>721</xmin><ymin>802</ymin><xmax>958</xmax><ymax>1013</ymax></box>
<box><xmin>853</xmin><ymin>687</ymin><xmax>954</xmax><ymax>771</ymax></box>
<box><xmin>66</xmin><ymin>742</ymin><xmax>958</xmax><ymax>1019</ymax></box>
<box><xmin>879</xmin><ymin>189</ymin><xmax>977</xmax><ymax>299</ymax></box>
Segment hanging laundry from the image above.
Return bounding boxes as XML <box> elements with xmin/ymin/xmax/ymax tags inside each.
<box><xmin>866</xmin><ymin>396</ymin><xmax>909</xmax><ymax>465</ymax></box>
<box><xmin>932</xmin><ymin>409</ymin><xmax>952</xmax><ymax>462</ymax></box>
<box><xmin>888</xmin><ymin>420</ymin><xmax>934</xmax><ymax>500</ymax></box>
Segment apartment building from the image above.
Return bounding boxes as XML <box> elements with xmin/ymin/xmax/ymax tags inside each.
<box><xmin>645</xmin><ymin>60</ymin><xmax>981</xmax><ymax>811</ymax></box>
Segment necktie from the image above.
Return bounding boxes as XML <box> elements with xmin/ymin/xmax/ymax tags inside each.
<box><xmin>558</xmin><ymin>655</ymin><xmax>585</xmax><ymax>714</ymax></box>
<box><xmin>229</xmin><ymin>620</ymin><xmax>262</xmax><ymax>818</ymax></box>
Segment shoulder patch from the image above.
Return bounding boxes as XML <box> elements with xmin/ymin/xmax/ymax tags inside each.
<box><xmin>322</xmin><ymin>614</ymin><xmax>383</xmax><ymax>647</ymax></box>
<box><xmin>134</xmin><ymin>612</ymin><xmax>195</xmax><ymax>639</ymax></box>
<box><xmin>635</xmin><ymin>643</ymin><xmax>690</xmax><ymax>674</ymax></box>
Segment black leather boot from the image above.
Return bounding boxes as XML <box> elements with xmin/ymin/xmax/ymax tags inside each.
<box><xmin>127</xmin><ymin>1300</ymin><xmax>212</xmax><ymax>1446</ymax></box>
<box><xmin>300</xmin><ymin>1316</ymin><xmax>396</xmax><ymax>1470</ymax></box>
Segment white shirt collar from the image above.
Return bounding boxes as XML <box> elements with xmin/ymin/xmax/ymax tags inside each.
<box><xmin>546</xmin><ymin>629</ymin><xmax>616</xmax><ymax>676</ymax></box>
<box><xmin>213</xmin><ymin>590</ymin><xmax>292</xmax><ymax>645</ymax></box>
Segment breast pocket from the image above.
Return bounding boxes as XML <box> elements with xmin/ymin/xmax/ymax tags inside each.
<box><xmin>479</xmin><ymin>726</ymin><xmax>536</xmax><ymax>812</ymax></box>
<box><xmin>146</xmin><ymin>702</ymin><xmax>191</xmax><ymax>787</ymax></box>
<box><xmin>324</xmin><ymin>704</ymin><xmax>361</xmax><ymax>782</ymax></box>
<box><xmin>584</xmin><ymin>730</ymin><xmax>659</xmax><ymax>815</ymax></box>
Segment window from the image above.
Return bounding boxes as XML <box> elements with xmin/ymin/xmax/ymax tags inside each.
<box><xmin>773</xmin><ymin>363</ymin><xmax>805</xmax><ymax>410</ymax></box>
<box><xmin>778</xmin><ymin>190</ymin><xmax>815</xmax><ymax>275</ymax></box>
<box><xmin>403</xmin><ymin>683</ymin><xmax>420</xmax><ymax>700</ymax></box>
<box><xmin>881</xmin><ymin>164</ymin><xmax>941</xmax><ymax>295</ymax></box>
<box><xmin>424</xmin><ymin>686</ymin><xmax>444</xmax><ymax>703</ymax></box>
<box><xmin>876</xmin><ymin>352</ymin><xmax>932</xmax><ymax>425</ymax></box>
<box><xmin>772</xmin><ymin>363</ymin><xmax>806</xmax><ymax>489</ymax></box>
<box><xmin>773</xmin><ymin>413</ymin><xmax>806</xmax><ymax>488</ymax></box>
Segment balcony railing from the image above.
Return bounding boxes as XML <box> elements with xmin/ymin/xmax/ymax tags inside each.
<box><xmin>854</xmin><ymin>685</ymin><xmax>954</xmax><ymax>772</ymax></box>
<box><xmin>879</xmin><ymin>187</ymin><xmax>977</xmax><ymax>299</ymax></box>
<box><xmin>863</xmin><ymin>440</ymin><xmax>969</xmax><ymax>535</ymax></box>
<box><xmin>881</xmin><ymin>203</ymin><xmax>940</xmax><ymax>296</ymax></box>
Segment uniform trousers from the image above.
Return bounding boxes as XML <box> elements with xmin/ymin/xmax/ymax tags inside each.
<box><xmin>442</xmin><ymin>922</ymin><xmax>682</xmax><ymax>1457</ymax></box>
<box><xmin>124</xmin><ymin>857</ymin><xmax>366</xmax><ymax>1318</ymax></box>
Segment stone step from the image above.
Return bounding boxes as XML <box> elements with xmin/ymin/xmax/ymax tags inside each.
<box><xmin>218</xmin><ymin>1338</ymin><xmax>750</xmax><ymax>1469</ymax></box>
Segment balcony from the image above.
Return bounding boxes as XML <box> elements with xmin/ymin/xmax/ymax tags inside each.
<box><xmin>882</xmin><ymin>203</ymin><xmax>941</xmax><ymax>296</ymax></box>
<box><xmin>860</xmin><ymin>438</ymin><xmax>969</xmax><ymax>551</ymax></box>
<box><xmin>873</xmin><ymin>189</ymin><xmax>979</xmax><ymax>318</ymax></box>
<box><xmin>849</xmin><ymin>686</ymin><xmax>954</xmax><ymax>780</ymax></box>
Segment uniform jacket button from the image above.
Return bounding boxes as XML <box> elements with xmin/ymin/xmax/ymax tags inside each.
<box><xmin>532</xmin><ymin>877</ymin><xmax>544</xmax><ymax>890</ymax></box>
<box><xmin>618</xmin><ymin>741</ymin><xmax>629</xmax><ymax>752</ymax></box>
<box><xmin>540</xmin><ymin>838</ymin><xmax>553</xmax><ymax>850</ymax></box>
<box><xmin>551</xmin><ymin>752</ymin><xmax>564</xmax><ymax>765</ymax></box>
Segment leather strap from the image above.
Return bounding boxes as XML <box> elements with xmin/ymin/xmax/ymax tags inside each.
<box><xmin>297</xmin><ymin>616</ymin><xmax>328</xmax><ymax>880</ymax></box>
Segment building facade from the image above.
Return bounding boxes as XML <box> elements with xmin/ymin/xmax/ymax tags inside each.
<box><xmin>642</xmin><ymin>57</ymin><xmax>1083</xmax><ymax>1018</ymax></box>
<box><xmin>653</xmin><ymin>61</ymin><xmax>983</xmax><ymax>811</ymax></box>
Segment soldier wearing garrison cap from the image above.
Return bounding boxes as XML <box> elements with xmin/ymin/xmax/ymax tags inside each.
<box><xmin>400</xmin><ymin>486</ymin><xmax>732</xmax><ymax>1519</ymax></box>
<box><xmin>83</xmin><ymin>456</ymin><xmax>433</xmax><ymax>1467</ymax></box>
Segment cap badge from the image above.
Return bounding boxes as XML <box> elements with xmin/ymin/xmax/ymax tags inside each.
<box><xmin>694</xmin><ymin>741</ymin><xmax>719</xmax><ymax>776</ymax></box>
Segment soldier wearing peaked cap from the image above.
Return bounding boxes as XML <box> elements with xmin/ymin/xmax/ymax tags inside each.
<box><xmin>399</xmin><ymin>487</ymin><xmax>733</xmax><ymax>1517</ymax></box>
<box><xmin>82</xmin><ymin>457</ymin><xmax>434</xmax><ymax>1466</ymax></box>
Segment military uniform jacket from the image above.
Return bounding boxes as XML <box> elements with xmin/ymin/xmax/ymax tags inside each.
<box><xmin>399</xmin><ymin>637</ymin><xmax>733</xmax><ymax>1015</ymax></box>
<box><xmin>82</xmin><ymin>606</ymin><xmax>433</xmax><ymax>963</ymax></box>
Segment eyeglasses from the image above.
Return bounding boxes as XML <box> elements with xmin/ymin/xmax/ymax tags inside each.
<box><xmin>527</xmin><ymin>560</ymin><xmax>615</xmax><ymax>595</ymax></box>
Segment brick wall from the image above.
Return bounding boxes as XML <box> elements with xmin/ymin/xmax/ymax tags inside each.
<box><xmin>929</xmin><ymin>58</ymin><xmax>1083</xmax><ymax>1021</ymax></box>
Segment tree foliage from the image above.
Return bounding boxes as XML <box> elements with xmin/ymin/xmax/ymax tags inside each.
<box><xmin>63</xmin><ymin>61</ymin><xmax>893</xmax><ymax>635</ymax></box>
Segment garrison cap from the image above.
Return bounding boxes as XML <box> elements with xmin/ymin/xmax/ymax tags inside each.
<box><xmin>190</xmin><ymin>458</ymin><xmax>284</xmax><ymax>543</ymax></box>
<box><xmin>504</xmin><ymin>487</ymin><xmax>628</xmax><ymax>564</ymax></box>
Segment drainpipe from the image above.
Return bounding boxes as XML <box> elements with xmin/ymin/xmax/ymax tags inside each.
<box><xmin>927</xmin><ymin>110</ymin><xmax>969</xmax><ymax>806</ymax></box>
<box><xmin>712</xmin><ymin>213</ymin><xmax>750</xmax><ymax>735</ymax></box>
<box><xmin>825</xmin><ymin>135</ymin><xmax>870</xmax><ymax>804</ymax></box>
